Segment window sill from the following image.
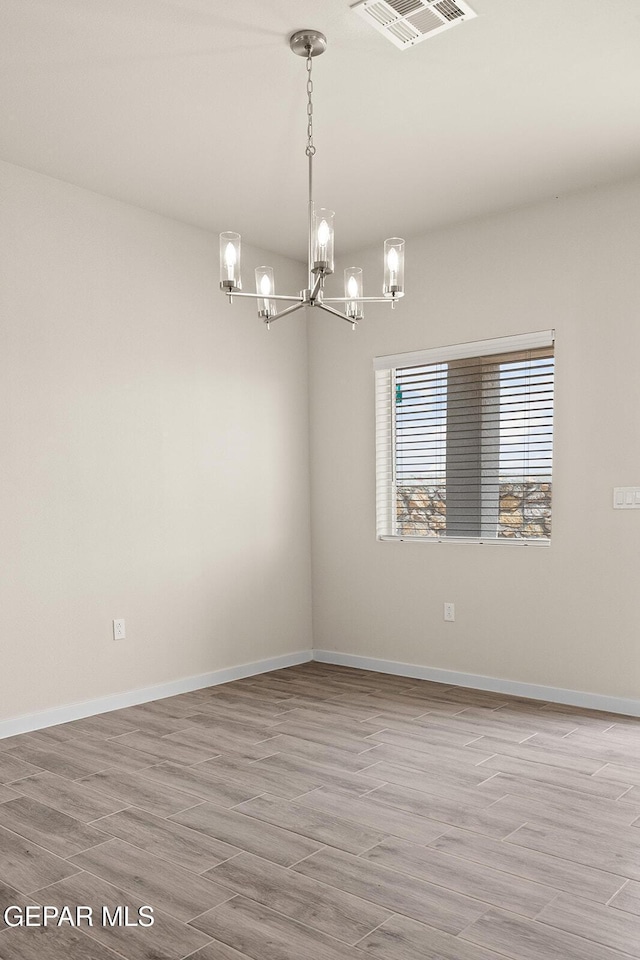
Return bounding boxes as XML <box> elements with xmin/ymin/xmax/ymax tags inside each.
<box><xmin>378</xmin><ymin>535</ymin><xmax>551</xmax><ymax>547</ymax></box>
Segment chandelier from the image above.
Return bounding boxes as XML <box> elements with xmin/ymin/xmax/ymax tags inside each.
<box><xmin>219</xmin><ymin>30</ymin><xmax>405</xmax><ymax>329</ymax></box>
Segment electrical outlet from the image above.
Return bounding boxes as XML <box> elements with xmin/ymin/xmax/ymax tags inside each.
<box><xmin>113</xmin><ymin>619</ymin><xmax>126</xmax><ymax>641</ymax></box>
<box><xmin>444</xmin><ymin>602</ymin><xmax>455</xmax><ymax>622</ymax></box>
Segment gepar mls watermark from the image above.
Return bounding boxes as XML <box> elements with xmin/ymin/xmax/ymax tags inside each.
<box><xmin>3</xmin><ymin>905</ymin><xmax>154</xmax><ymax>927</ymax></box>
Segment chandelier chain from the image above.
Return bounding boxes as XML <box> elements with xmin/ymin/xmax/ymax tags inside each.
<box><xmin>305</xmin><ymin>48</ymin><xmax>316</xmax><ymax>157</ymax></box>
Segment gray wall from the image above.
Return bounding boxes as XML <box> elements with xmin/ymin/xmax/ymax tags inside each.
<box><xmin>0</xmin><ymin>161</ymin><xmax>312</xmax><ymax>721</ymax></box>
<box><xmin>309</xmin><ymin>176</ymin><xmax>640</xmax><ymax>699</ymax></box>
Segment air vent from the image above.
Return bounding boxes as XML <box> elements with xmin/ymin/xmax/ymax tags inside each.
<box><xmin>434</xmin><ymin>0</ymin><xmax>466</xmax><ymax>21</ymax></box>
<box><xmin>388</xmin><ymin>20</ymin><xmax>421</xmax><ymax>43</ymax></box>
<box><xmin>352</xmin><ymin>0</ymin><xmax>476</xmax><ymax>49</ymax></box>
<box><xmin>386</xmin><ymin>0</ymin><xmax>423</xmax><ymax>14</ymax></box>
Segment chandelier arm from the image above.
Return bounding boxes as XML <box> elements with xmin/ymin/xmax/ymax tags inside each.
<box><xmin>322</xmin><ymin>296</ymin><xmax>400</xmax><ymax>303</ymax></box>
<box><xmin>267</xmin><ymin>302</ymin><xmax>306</xmax><ymax>323</ymax></box>
<box><xmin>314</xmin><ymin>302</ymin><xmax>358</xmax><ymax>325</ymax></box>
<box><xmin>226</xmin><ymin>292</ymin><xmax>304</xmax><ymax>303</ymax></box>
<box><xmin>322</xmin><ymin>297</ymin><xmax>399</xmax><ymax>303</ymax></box>
<box><xmin>309</xmin><ymin>275</ymin><xmax>324</xmax><ymax>301</ymax></box>
<box><xmin>322</xmin><ymin>296</ymin><xmax>400</xmax><ymax>304</ymax></box>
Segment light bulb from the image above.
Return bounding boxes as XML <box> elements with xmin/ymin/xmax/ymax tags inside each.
<box><xmin>220</xmin><ymin>233</ymin><xmax>241</xmax><ymax>289</ymax></box>
<box><xmin>383</xmin><ymin>239</ymin><xmax>404</xmax><ymax>297</ymax></box>
<box><xmin>344</xmin><ymin>267</ymin><xmax>363</xmax><ymax>319</ymax></box>
<box><xmin>255</xmin><ymin>266</ymin><xmax>275</xmax><ymax>318</ymax></box>
<box><xmin>313</xmin><ymin>210</ymin><xmax>335</xmax><ymax>274</ymax></box>
<box><xmin>224</xmin><ymin>242</ymin><xmax>238</xmax><ymax>283</ymax></box>
<box><xmin>224</xmin><ymin>242</ymin><xmax>237</xmax><ymax>268</ymax></box>
<box><xmin>387</xmin><ymin>247</ymin><xmax>399</xmax><ymax>288</ymax></box>
<box><xmin>317</xmin><ymin>219</ymin><xmax>330</xmax><ymax>248</ymax></box>
<box><xmin>260</xmin><ymin>273</ymin><xmax>271</xmax><ymax>296</ymax></box>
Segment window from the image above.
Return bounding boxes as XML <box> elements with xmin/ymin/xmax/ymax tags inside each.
<box><xmin>375</xmin><ymin>331</ymin><xmax>555</xmax><ymax>543</ymax></box>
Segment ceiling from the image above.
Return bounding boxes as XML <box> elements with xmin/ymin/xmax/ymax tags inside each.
<box><xmin>2</xmin><ymin>0</ymin><xmax>640</xmax><ymax>260</ymax></box>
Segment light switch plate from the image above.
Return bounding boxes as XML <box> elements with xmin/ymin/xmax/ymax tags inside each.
<box><xmin>613</xmin><ymin>487</ymin><xmax>640</xmax><ymax>509</ymax></box>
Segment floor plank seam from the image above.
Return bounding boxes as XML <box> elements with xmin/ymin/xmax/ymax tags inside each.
<box><xmin>351</xmin><ymin>913</ymin><xmax>397</xmax><ymax>947</ymax></box>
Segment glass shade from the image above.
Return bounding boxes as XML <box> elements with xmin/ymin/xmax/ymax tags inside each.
<box><xmin>255</xmin><ymin>266</ymin><xmax>276</xmax><ymax>319</ymax></box>
<box><xmin>344</xmin><ymin>267</ymin><xmax>363</xmax><ymax>319</ymax></box>
<box><xmin>219</xmin><ymin>232</ymin><xmax>241</xmax><ymax>289</ymax></box>
<box><xmin>312</xmin><ymin>208</ymin><xmax>335</xmax><ymax>275</ymax></box>
<box><xmin>383</xmin><ymin>238</ymin><xmax>405</xmax><ymax>298</ymax></box>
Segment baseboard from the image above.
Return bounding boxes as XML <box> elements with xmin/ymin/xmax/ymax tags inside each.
<box><xmin>0</xmin><ymin>649</ymin><xmax>313</xmax><ymax>740</ymax></box>
<box><xmin>5</xmin><ymin>645</ymin><xmax>637</xmax><ymax>738</ymax></box>
<box><xmin>313</xmin><ymin>650</ymin><xmax>640</xmax><ymax>718</ymax></box>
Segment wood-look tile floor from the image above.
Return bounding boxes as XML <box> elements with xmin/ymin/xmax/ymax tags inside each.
<box><xmin>1</xmin><ymin>662</ymin><xmax>640</xmax><ymax>960</ymax></box>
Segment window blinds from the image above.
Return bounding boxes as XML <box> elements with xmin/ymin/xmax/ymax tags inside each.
<box><xmin>375</xmin><ymin>331</ymin><xmax>555</xmax><ymax>542</ymax></box>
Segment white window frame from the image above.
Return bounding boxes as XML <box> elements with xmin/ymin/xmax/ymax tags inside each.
<box><xmin>374</xmin><ymin>330</ymin><xmax>555</xmax><ymax>546</ymax></box>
